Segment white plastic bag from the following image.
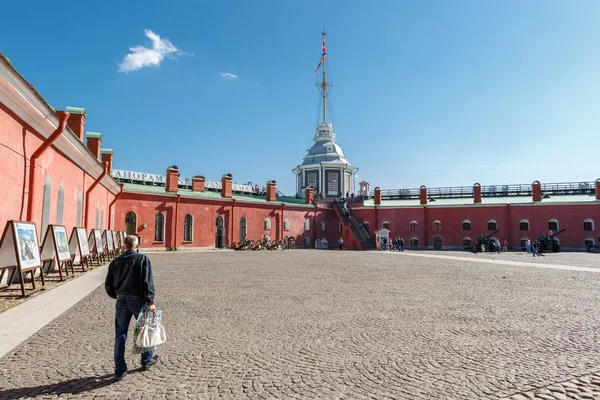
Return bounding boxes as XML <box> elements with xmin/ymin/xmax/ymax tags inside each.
<box><xmin>135</xmin><ymin>310</ymin><xmax>166</xmax><ymax>348</ymax></box>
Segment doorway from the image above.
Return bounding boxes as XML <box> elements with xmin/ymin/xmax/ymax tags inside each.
<box><xmin>433</xmin><ymin>236</ymin><xmax>442</xmax><ymax>250</ymax></box>
<box><xmin>125</xmin><ymin>211</ymin><xmax>137</xmax><ymax>235</ymax></box>
<box><xmin>215</xmin><ymin>216</ymin><xmax>226</xmax><ymax>248</ymax></box>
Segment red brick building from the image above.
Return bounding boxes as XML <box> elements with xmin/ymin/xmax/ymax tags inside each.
<box><xmin>1</xmin><ymin>52</ymin><xmax>598</xmax><ymax>253</ymax></box>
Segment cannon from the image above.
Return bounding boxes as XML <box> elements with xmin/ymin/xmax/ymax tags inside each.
<box><xmin>586</xmin><ymin>235</ymin><xmax>600</xmax><ymax>252</ymax></box>
<box><xmin>469</xmin><ymin>230</ymin><xmax>500</xmax><ymax>252</ymax></box>
<box><xmin>537</xmin><ymin>228</ymin><xmax>566</xmax><ymax>253</ymax></box>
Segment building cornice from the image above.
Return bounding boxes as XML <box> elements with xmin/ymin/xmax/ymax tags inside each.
<box><xmin>0</xmin><ymin>55</ymin><xmax>120</xmax><ymax>195</ymax></box>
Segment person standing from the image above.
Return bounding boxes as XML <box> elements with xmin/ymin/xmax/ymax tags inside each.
<box><xmin>525</xmin><ymin>238</ymin><xmax>531</xmax><ymax>254</ymax></box>
<box><xmin>400</xmin><ymin>237</ymin><xmax>405</xmax><ymax>252</ymax></box>
<box><xmin>495</xmin><ymin>238</ymin><xmax>501</xmax><ymax>254</ymax></box>
<box><xmin>503</xmin><ymin>239</ymin><xmax>508</xmax><ymax>252</ymax></box>
<box><xmin>105</xmin><ymin>235</ymin><xmax>159</xmax><ymax>382</ymax></box>
<box><xmin>338</xmin><ymin>237</ymin><xmax>344</xmax><ymax>250</ymax></box>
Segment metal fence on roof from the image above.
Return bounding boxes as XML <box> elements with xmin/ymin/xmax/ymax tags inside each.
<box><xmin>372</xmin><ymin>181</ymin><xmax>596</xmax><ymax>199</ymax></box>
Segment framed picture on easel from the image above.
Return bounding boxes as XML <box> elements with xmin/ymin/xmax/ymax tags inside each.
<box><xmin>0</xmin><ymin>221</ymin><xmax>45</xmax><ymax>298</ymax></box>
<box><xmin>104</xmin><ymin>230</ymin><xmax>114</xmax><ymax>257</ymax></box>
<box><xmin>70</xmin><ymin>227</ymin><xmax>91</xmax><ymax>271</ymax></box>
<box><xmin>111</xmin><ymin>230</ymin><xmax>120</xmax><ymax>254</ymax></box>
<box><xmin>88</xmin><ymin>229</ymin><xmax>104</xmax><ymax>265</ymax></box>
<box><xmin>40</xmin><ymin>225</ymin><xmax>74</xmax><ymax>281</ymax></box>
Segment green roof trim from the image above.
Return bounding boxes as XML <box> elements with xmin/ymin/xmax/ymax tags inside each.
<box><xmin>65</xmin><ymin>106</ymin><xmax>86</xmax><ymax>115</ymax></box>
<box><xmin>100</xmin><ymin>148</ymin><xmax>114</xmax><ymax>155</ymax></box>
<box><xmin>122</xmin><ymin>183</ymin><xmax>314</xmax><ymax>207</ymax></box>
<box><xmin>86</xmin><ymin>132</ymin><xmax>102</xmax><ymax>139</ymax></box>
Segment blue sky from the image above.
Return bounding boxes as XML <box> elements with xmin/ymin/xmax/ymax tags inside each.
<box><xmin>1</xmin><ymin>1</ymin><xmax>599</xmax><ymax>195</ymax></box>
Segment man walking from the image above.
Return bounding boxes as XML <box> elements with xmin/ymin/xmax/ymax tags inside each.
<box><xmin>105</xmin><ymin>235</ymin><xmax>159</xmax><ymax>382</ymax></box>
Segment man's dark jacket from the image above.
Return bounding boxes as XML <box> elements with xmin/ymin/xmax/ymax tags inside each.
<box><xmin>105</xmin><ymin>250</ymin><xmax>155</xmax><ymax>305</ymax></box>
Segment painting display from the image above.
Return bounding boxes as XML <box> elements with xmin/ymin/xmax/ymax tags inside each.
<box><xmin>53</xmin><ymin>225</ymin><xmax>71</xmax><ymax>261</ymax></box>
<box><xmin>77</xmin><ymin>227</ymin><xmax>90</xmax><ymax>256</ymax></box>
<box><xmin>111</xmin><ymin>230</ymin><xmax>119</xmax><ymax>249</ymax></box>
<box><xmin>14</xmin><ymin>222</ymin><xmax>41</xmax><ymax>270</ymax></box>
<box><xmin>94</xmin><ymin>230</ymin><xmax>103</xmax><ymax>253</ymax></box>
<box><xmin>105</xmin><ymin>230</ymin><xmax>114</xmax><ymax>250</ymax></box>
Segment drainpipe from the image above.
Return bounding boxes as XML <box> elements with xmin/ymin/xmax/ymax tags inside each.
<box><xmin>173</xmin><ymin>194</ymin><xmax>181</xmax><ymax>250</ymax></box>
<box><xmin>507</xmin><ymin>204</ymin><xmax>512</xmax><ymax>248</ymax></box>
<box><xmin>423</xmin><ymin>205</ymin><xmax>428</xmax><ymax>248</ymax></box>
<box><xmin>84</xmin><ymin>162</ymin><xmax>108</xmax><ymax>229</ymax></box>
<box><xmin>281</xmin><ymin>203</ymin><xmax>285</xmax><ymax>241</ymax></box>
<box><xmin>313</xmin><ymin>205</ymin><xmax>318</xmax><ymax>247</ymax></box>
<box><xmin>26</xmin><ymin>111</ymin><xmax>70</xmax><ymax>222</ymax></box>
<box><xmin>375</xmin><ymin>203</ymin><xmax>379</xmax><ymax>230</ymax></box>
<box><xmin>108</xmin><ymin>183</ymin><xmax>124</xmax><ymax>229</ymax></box>
<box><xmin>230</xmin><ymin>199</ymin><xmax>236</xmax><ymax>246</ymax></box>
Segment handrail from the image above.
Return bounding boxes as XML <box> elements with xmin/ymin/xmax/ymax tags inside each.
<box><xmin>372</xmin><ymin>181</ymin><xmax>596</xmax><ymax>199</ymax></box>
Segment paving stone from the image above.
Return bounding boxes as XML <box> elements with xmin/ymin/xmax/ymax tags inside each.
<box><xmin>1</xmin><ymin>250</ymin><xmax>600</xmax><ymax>399</ymax></box>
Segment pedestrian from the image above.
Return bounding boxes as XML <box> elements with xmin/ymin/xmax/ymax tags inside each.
<box><xmin>525</xmin><ymin>238</ymin><xmax>531</xmax><ymax>254</ymax></box>
<box><xmin>400</xmin><ymin>237</ymin><xmax>405</xmax><ymax>252</ymax></box>
<box><xmin>135</xmin><ymin>234</ymin><xmax>142</xmax><ymax>253</ymax></box>
<box><xmin>345</xmin><ymin>191</ymin><xmax>349</xmax><ymax>200</ymax></box>
<box><xmin>495</xmin><ymin>238</ymin><xmax>501</xmax><ymax>254</ymax></box>
<box><xmin>338</xmin><ymin>237</ymin><xmax>344</xmax><ymax>250</ymax></box>
<box><xmin>532</xmin><ymin>240</ymin><xmax>539</xmax><ymax>257</ymax></box>
<box><xmin>105</xmin><ymin>235</ymin><xmax>159</xmax><ymax>382</ymax></box>
<box><xmin>503</xmin><ymin>239</ymin><xmax>508</xmax><ymax>252</ymax></box>
<box><xmin>351</xmin><ymin>193</ymin><xmax>355</xmax><ymax>200</ymax></box>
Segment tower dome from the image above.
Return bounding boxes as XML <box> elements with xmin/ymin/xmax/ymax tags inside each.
<box><xmin>292</xmin><ymin>32</ymin><xmax>358</xmax><ymax>197</ymax></box>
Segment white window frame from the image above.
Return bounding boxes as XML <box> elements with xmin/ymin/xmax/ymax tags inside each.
<box><xmin>585</xmin><ymin>237</ymin><xmax>596</xmax><ymax>246</ymax></box>
<box><xmin>409</xmin><ymin>220</ymin><xmax>417</xmax><ymax>231</ymax></box>
<box><xmin>304</xmin><ymin>219</ymin><xmax>310</xmax><ymax>231</ymax></box>
<box><xmin>409</xmin><ymin>236</ymin><xmax>418</xmax><ymax>246</ymax></box>
<box><xmin>584</xmin><ymin>218</ymin><xmax>595</xmax><ymax>232</ymax></box>
<box><xmin>240</xmin><ymin>216</ymin><xmax>248</xmax><ymax>240</ymax></box>
<box><xmin>283</xmin><ymin>218</ymin><xmax>290</xmax><ymax>231</ymax></box>
<box><xmin>264</xmin><ymin>217</ymin><xmax>271</xmax><ymax>230</ymax></box>
<box><xmin>382</xmin><ymin>221</ymin><xmax>390</xmax><ymax>230</ymax></box>
<box><xmin>548</xmin><ymin>218</ymin><xmax>559</xmax><ymax>231</ymax></box>
<box><xmin>155</xmin><ymin>212</ymin><xmax>165</xmax><ymax>243</ymax></box>
<box><xmin>461</xmin><ymin>219</ymin><xmax>471</xmax><ymax>231</ymax></box>
<box><xmin>183</xmin><ymin>214</ymin><xmax>194</xmax><ymax>242</ymax></box>
<box><xmin>487</xmin><ymin>219</ymin><xmax>497</xmax><ymax>231</ymax></box>
<box><xmin>432</xmin><ymin>219</ymin><xmax>442</xmax><ymax>232</ymax></box>
<box><xmin>519</xmin><ymin>219</ymin><xmax>530</xmax><ymax>232</ymax></box>
<box><xmin>462</xmin><ymin>236</ymin><xmax>472</xmax><ymax>246</ymax></box>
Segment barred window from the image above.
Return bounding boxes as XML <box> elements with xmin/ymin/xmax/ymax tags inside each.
<box><xmin>240</xmin><ymin>217</ymin><xmax>247</xmax><ymax>240</ymax></box>
<box><xmin>155</xmin><ymin>213</ymin><xmax>165</xmax><ymax>242</ymax></box>
<box><xmin>184</xmin><ymin>214</ymin><xmax>193</xmax><ymax>242</ymax></box>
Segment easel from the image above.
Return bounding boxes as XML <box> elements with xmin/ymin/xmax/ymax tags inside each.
<box><xmin>70</xmin><ymin>227</ymin><xmax>91</xmax><ymax>272</ymax></box>
<box><xmin>0</xmin><ymin>221</ymin><xmax>45</xmax><ymax>298</ymax></box>
<box><xmin>103</xmin><ymin>230</ymin><xmax>115</xmax><ymax>259</ymax></box>
<box><xmin>88</xmin><ymin>229</ymin><xmax>105</xmax><ymax>266</ymax></box>
<box><xmin>40</xmin><ymin>225</ymin><xmax>74</xmax><ymax>282</ymax></box>
<box><xmin>111</xmin><ymin>230</ymin><xmax>121</xmax><ymax>256</ymax></box>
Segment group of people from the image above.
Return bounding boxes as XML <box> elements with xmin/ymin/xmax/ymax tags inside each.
<box><xmin>524</xmin><ymin>238</ymin><xmax>544</xmax><ymax>257</ymax></box>
<box><xmin>391</xmin><ymin>237</ymin><xmax>405</xmax><ymax>251</ymax></box>
<box><xmin>480</xmin><ymin>238</ymin><xmax>508</xmax><ymax>253</ymax></box>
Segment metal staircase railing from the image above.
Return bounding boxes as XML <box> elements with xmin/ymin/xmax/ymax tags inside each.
<box><xmin>332</xmin><ymin>199</ymin><xmax>376</xmax><ymax>250</ymax></box>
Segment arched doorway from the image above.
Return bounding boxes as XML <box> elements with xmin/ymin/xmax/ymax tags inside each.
<box><xmin>215</xmin><ymin>216</ymin><xmax>226</xmax><ymax>248</ymax></box>
<box><xmin>433</xmin><ymin>236</ymin><xmax>442</xmax><ymax>250</ymax></box>
<box><xmin>125</xmin><ymin>211</ymin><xmax>137</xmax><ymax>235</ymax></box>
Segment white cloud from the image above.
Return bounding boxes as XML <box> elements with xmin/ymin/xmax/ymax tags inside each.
<box><xmin>219</xmin><ymin>72</ymin><xmax>238</xmax><ymax>80</ymax></box>
<box><xmin>118</xmin><ymin>29</ymin><xmax>184</xmax><ymax>73</ymax></box>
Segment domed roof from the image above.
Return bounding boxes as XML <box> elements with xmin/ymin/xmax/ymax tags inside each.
<box><xmin>301</xmin><ymin>140</ymin><xmax>348</xmax><ymax>165</ymax></box>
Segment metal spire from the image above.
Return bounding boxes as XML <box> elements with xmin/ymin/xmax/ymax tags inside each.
<box><xmin>316</xmin><ymin>31</ymin><xmax>333</xmax><ymax>124</ymax></box>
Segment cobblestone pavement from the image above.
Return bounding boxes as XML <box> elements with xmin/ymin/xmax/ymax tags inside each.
<box><xmin>1</xmin><ymin>250</ymin><xmax>600</xmax><ymax>399</ymax></box>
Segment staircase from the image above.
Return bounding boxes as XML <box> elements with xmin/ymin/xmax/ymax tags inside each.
<box><xmin>332</xmin><ymin>199</ymin><xmax>377</xmax><ymax>250</ymax></box>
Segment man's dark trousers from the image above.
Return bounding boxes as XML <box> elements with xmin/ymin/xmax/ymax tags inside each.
<box><xmin>114</xmin><ymin>295</ymin><xmax>153</xmax><ymax>376</ymax></box>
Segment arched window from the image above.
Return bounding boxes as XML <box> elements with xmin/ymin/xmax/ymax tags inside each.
<box><xmin>100</xmin><ymin>203</ymin><xmax>105</xmax><ymax>230</ymax></box>
<box><xmin>519</xmin><ymin>219</ymin><xmax>530</xmax><ymax>231</ymax></box>
<box><xmin>584</xmin><ymin>218</ymin><xmax>594</xmax><ymax>232</ymax></box>
<box><xmin>240</xmin><ymin>217</ymin><xmax>247</xmax><ymax>240</ymax></box>
<box><xmin>585</xmin><ymin>237</ymin><xmax>596</xmax><ymax>249</ymax></box>
<box><xmin>462</xmin><ymin>219</ymin><xmax>471</xmax><ymax>231</ymax></box>
<box><xmin>56</xmin><ymin>182</ymin><xmax>65</xmax><ymax>225</ymax></box>
<box><xmin>125</xmin><ymin>211</ymin><xmax>137</xmax><ymax>235</ymax></box>
<box><xmin>155</xmin><ymin>213</ymin><xmax>165</xmax><ymax>242</ymax></box>
<box><xmin>41</xmin><ymin>175</ymin><xmax>52</xmax><ymax>238</ymax></box>
<box><xmin>183</xmin><ymin>214</ymin><xmax>193</xmax><ymax>242</ymax></box>
<box><xmin>409</xmin><ymin>221</ymin><xmax>417</xmax><ymax>231</ymax></box>
<box><xmin>488</xmin><ymin>219</ymin><xmax>497</xmax><ymax>231</ymax></box>
<box><xmin>548</xmin><ymin>218</ymin><xmax>559</xmax><ymax>231</ymax></box>
<box><xmin>76</xmin><ymin>191</ymin><xmax>83</xmax><ymax>227</ymax></box>
<box><xmin>382</xmin><ymin>221</ymin><xmax>390</xmax><ymax>230</ymax></box>
<box><xmin>409</xmin><ymin>237</ymin><xmax>419</xmax><ymax>246</ymax></box>
<box><xmin>283</xmin><ymin>219</ymin><xmax>290</xmax><ymax>231</ymax></box>
<box><xmin>462</xmin><ymin>237</ymin><xmax>472</xmax><ymax>247</ymax></box>
<box><xmin>304</xmin><ymin>219</ymin><xmax>310</xmax><ymax>231</ymax></box>
<box><xmin>520</xmin><ymin>237</ymin><xmax>528</xmax><ymax>248</ymax></box>
<box><xmin>432</xmin><ymin>220</ymin><xmax>442</xmax><ymax>232</ymax></box>
<box><xmin>320</xmin><ymin>221</ymin><xmax>326</xmax><ymax>231</ymax></box>
<box><xmin>264</xmin><ymin>217</ymin><xmax>271</xmax><ymax>230</ymax></box>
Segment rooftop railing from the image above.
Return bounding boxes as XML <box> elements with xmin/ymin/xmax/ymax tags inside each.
<box><xmin>372</xmin><ymin>181</ymin><xmax>596</xmax><ymax>199</ymax></box>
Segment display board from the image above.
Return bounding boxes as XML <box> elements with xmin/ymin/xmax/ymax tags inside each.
<box><xmin>89</xmin><ymin>229</ymin><xmax>103</xmax><ymax>254</ymax></box>
<box><xmin>111</xmin><ymin>230</ymin><xmax>120</xmax><ymax>250</ymax></box>
<box><xmin>104</xmin><ymin>230</ymin><xmax>114</xmax><ymax>251</ymax></box>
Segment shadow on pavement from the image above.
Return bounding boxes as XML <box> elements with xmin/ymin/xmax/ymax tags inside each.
<box><xmin>0</xmin><ymin>368</ymin><xmax>144</xmax><ymax>399</ymax></box>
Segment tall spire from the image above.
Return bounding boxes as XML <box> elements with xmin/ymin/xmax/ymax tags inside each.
<box><xmin>316</xmin><ymin>31</ymin><xmax>333</xmax><ymax>124</ymax></box>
